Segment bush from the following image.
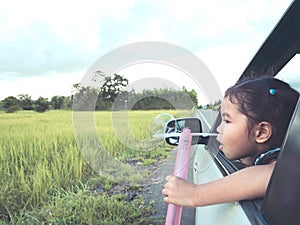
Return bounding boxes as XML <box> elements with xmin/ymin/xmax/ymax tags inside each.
<box><xmin>34</xmin><ymin>97</ymin><xmax>50</xmax><ymax>113</ymax></box>
<box><xmin>1</xmin><ymin>96</ymin><xmax>21</xmax><ymax>113</ymax></box>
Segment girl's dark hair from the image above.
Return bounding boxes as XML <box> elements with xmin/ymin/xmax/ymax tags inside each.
<box><xmin>225</xmin><ymin>76</ymin><xmax>299</xmax><ymax>149</ymax></box>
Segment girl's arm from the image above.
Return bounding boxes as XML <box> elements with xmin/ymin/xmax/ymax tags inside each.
<box><xmin>162</xmin><ymin>163</ymin><xmax>275</xmax><ymax>207</ymax></box>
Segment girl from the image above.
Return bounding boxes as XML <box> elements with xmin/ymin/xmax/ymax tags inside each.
<box><xmin>162</xmin><ymin>77</ymin><xmax>299</xmax><ymax>207</ymax></box>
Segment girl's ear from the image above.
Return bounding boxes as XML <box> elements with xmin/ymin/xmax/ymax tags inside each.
<box><xmin>254</xmin><ymin>121</ymin><xmax>272</xmax><ymax>143</ymax></box>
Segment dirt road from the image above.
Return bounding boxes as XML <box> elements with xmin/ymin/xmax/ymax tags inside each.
<box><xmin>142</xmin><ymin>148</ymin><xmax>195</xmax><ymax>225</ymax></box>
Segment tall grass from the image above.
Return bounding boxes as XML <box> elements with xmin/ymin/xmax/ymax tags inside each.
<box><xmin>0</xmin><ymin>111</ymin><xmax>85</xmax><ymax>221</ymax></box>
<box><xmin>0</xmin><ymin>109</ymin><xmax>187</xmax><ymax>224</ymax></box>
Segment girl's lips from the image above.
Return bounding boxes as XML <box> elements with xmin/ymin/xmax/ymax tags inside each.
<box><xmin>216</xmin><ymin>134</ymin><xmax>223</xmax><ymax>151</ymax></box>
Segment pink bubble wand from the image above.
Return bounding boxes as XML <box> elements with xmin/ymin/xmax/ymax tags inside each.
<box><xmin>165</xmin><ymin>128</ymin><xmax>192</xmax><ymax>225</ymax></box>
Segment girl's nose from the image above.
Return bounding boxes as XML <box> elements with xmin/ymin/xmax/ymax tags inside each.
<box><xmin>216</xmin><ymin>121</ymin><xmax>223</xmax><ymax>134</ymax></box>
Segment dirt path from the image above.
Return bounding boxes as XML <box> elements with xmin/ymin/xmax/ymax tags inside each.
<box><xmin>142</xmin><ymin>148</ymin><xmax>195</xmax><ymax>225</ymax></box>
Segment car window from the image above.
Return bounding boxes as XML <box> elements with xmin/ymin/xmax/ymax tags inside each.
<box><xmin>276</xmin><ymin>54</ymin><xmax>300</xmax><ymax>92</ymax></box>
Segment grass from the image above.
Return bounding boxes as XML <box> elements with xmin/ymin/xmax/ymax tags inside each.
<box><xmin>0</xmin><ymin>109</ymin><xmax>193</xmax><ymax>224</ymax></box>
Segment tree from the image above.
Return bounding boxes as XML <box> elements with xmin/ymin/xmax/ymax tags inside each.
<box><xmin>97</xmin><ymin>73</ymin><xmax>129</xmax><ymax>110</ymax></box>
<box><xmin>2</xmin><ymin>96</ymin><xmax>21</xmax><ymax>113</ymax></box>
<box><xmin>18</xmin><ymin>94</ymin><xmax>33</xmax><ymax>110</ymax></box>
<box><xmin>182</xmin><ymin>86</ymin><xmax>198</xmax><ymax>107</ymax></box>
<box><xmin>111</xmin><ymin>91</ymin><xmax>129</xmax><ymax>110</ymax></box>
<box><xmin>72</xmin><ymin>85</ymin><xmax>98</xmax><ymax>111</ymax></box>
<box><xmin>98</xmin><ymin>72</ymin><xmax>129</xmax><ymax>102</ymax></box>
<box><xmin>51</xmin><ymin>96</ymin><xmax>67</xmax><ymax>109</ymax></box>
<box><xmin>73</xmin><ymin>72</ymin><xmax>129</xmax><ymax>111</ymax></box>
<box><xmin>126</xmin><ymin>88</ymin><xmax>196</xmax><ymax>110</ymax></box>
<box><xmin>64</xmin><ymin>96</ymin><xmax>73</xmax><ymax>109</ymax></box>
<box><xmin>34</xmin><ymin>97</ymin><xmax>50</xmax><ymax>113</ymax></box>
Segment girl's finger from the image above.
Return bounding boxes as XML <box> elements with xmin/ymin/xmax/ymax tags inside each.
<box><xmin>166</xmin><ymin>175</ymin><xmax>173</xmax><ymax>180</ymax></box>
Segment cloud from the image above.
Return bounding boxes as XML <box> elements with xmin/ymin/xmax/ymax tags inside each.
<box><xmin>0</xmin><ymin>0</ymin><xmax>295</xmax><ymax>100</ymax></box>
<box><xmin>198</xmin><ymin>42</ymin><xmax>258</xmax><ymax>94</ymax></box>
<box><xmin>0</xmin><ymin>71</ymin><xmax>83</xmax><ymax>100</ymax></box>
<box><xmin>124</xmin><ymin>0</ymin><xmax>292</xmax><ymax>51</ymax></box>
<box><xmin>0</xmin><ymin>0</ymin><xmax>136</xmax><ymax>78</ymax></box>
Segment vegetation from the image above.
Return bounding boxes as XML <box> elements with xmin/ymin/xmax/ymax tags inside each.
<box><xmin>0</xmin><ymin>109</ymin><xmax>191</xmax><ymax>224</ymax></box>
<box><xmin>0</xmin><ymin>95</ymin><xmax>72</xmax><ymax>113</ymax></box>
<box><xmin>199</xmin><ymin>100</ymin><xmax>222</xmax><ymax>110</ymax></box>
<box><xmin>0</xmin><ymin>71</ymin><xmax>212</xmax><ymax>223</ymax></box>
<box><xmin>0</xmin><ymin>73</ymin><xmax>199</xmax><ymax>113</ymax></box>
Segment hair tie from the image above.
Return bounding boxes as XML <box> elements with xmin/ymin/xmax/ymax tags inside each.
<box><xmin>269</xmin><ymin>88</ymin><xmax>276</xmax><ymax>95</ymax></box>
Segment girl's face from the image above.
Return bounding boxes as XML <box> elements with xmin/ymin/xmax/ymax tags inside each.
<box><xmin>217</xmin><ymin>97</ymin><xmax>257</xmax><ymax>163</ymax></box>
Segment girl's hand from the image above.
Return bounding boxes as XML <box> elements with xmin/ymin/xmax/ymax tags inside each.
<box><xmin>162</xmin><ymin>175</ymin><xmax>197</xmax><ymax>207</ymax></box>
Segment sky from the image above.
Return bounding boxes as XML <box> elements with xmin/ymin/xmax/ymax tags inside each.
<box><xmin>0</xmin><ymin>0</ymin><xmax>296</xmax><ymax>104</ymax></box>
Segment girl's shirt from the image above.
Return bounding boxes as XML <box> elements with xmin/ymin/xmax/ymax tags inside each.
<box><xmin>254</xmin><ymin>148</ymin><xmax>281</xmax><ymax>165</ymax></box>
<box><xmin>233</xmin><ymin>148</ymin><xmax>281</xmax><ymax>169</ymax></box>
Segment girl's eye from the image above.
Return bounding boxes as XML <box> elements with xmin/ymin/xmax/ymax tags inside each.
<box><xmin>223</xmin><ymin>119</ymin><xmax>230</xmax><ymax>124</ymax></box>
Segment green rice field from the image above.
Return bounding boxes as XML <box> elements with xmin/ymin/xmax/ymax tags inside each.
<box><xmin>0</xmin><ymin>109</ymin><xmax>190</xmax><ymax>224</ymax></box>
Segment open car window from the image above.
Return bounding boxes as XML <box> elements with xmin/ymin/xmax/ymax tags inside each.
<box><xmin>276</xmin><ymin>54</ymin><xmax>300</xmax><ymax>92</ymax></box>
<box><xmin>204</xmin><ymin>1</ymin><xmax>300</xmax><ymax>224</ymax></box>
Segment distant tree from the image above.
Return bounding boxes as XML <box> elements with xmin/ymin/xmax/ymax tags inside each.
<box><xmin>72</xmin><ymin>83</ymin><xmax>81</xmax><ymax>93</ymax></box>
<box><xmin>72</xmin><ymin>86</ymin><xmax>98</xmax><ymax>111</ymax></box>
<box><xmin>2</xmin><ymin>96</ymin><xmax>21</xmax><ymax>113</ymax></box>
<box><xmin>111</xmin><ymin>91</ymin><xmax>129</xmax><ymax>110</ymax></box>
<box><xmin>188</xmin><ymin>89</ymin><xmax>198</xmax><ymax>106</ymax></box>
<box><xmin>64</xmin><ymin>96</ymin><xmax>73</xmax><ymax>109</ymax></box>
<box><xmin>182</xmin><ymin>86</ymin><xmax>198</xmax><ymax>107</ymax></box>
<box><xmin>34</xmin><ymin>97</ymin><xmax>50</xmax><ymax>113</ymax></box>
<box><xmin>51</xmin><ymin>95</ymin><xmax>67</xmax><ymax>109</ymax></box>
<box><xmin>127</xmin><ymin>88</ymin><xmax>196</xmax><ymax>110</ymax></box>
<box><xmin>98</xmin><ymin>72</ymin><xmax>129</xmax><ymax>102</ymax></box>
<box><xmin>73</xmin><ymin>72</ymin><xmax>129</xmax><ymax>111</ymax></box>
<box><xmin>18</xmin><ymin>94</ymin><xmax>34</xmax><ymax>110</ymax></box>
<box><xmin>215</xmin><ymin>99</ymin><xmax>222</xmax><ymax>106</ymax></box>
